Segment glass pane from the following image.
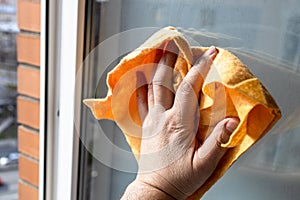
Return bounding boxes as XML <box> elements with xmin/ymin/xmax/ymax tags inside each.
<box><xmin>0</xmin><ymin>0</ymin><xmax>18</xmax><ymax>199</ymax></box>
<box><xmin>77</xmin><ymin>0</ymin><xmax>300</xmax><ymax>199</ymax></box>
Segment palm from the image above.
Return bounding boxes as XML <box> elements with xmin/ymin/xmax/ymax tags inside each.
<box><xmin>136</xmin><ymin>45</ymin><xmax>239</xmax><ymax>199</ymax></box>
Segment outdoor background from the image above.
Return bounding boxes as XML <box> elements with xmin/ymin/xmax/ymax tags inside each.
<box><xmin>0</xmin><ymin>0</ymin><xmax>19</xmax><ymax>199</ymax></box>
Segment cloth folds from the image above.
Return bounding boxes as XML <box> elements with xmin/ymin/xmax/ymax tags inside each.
<box><xmin>84</xmin><ymin>27</ymin><xmax>281</xmax><ymax>199</ymax></box>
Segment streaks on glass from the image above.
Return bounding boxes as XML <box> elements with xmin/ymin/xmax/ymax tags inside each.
<box><xmin>282</xmin><ymin>15</ymin><xmax>300</xmax><ymax>72</ymax></box>
<box><xmin>177</xmin><ymin>27</ymin><xmax>243</xmax><ymax>47</ymax></box>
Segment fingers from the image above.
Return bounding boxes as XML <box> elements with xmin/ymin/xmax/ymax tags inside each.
<box><xmin>152</xmin><ymin>41</ymin><xmax>178</xmax><ymax>110</ymax></box>
<box><xmin>179</xmin><ymin>46</ymin><xmax>218</xmax><ymax>95</ymax></box>
<box><xmin>196</xmin><ymin>118</ymin><xmax>240</xmax><ymax>167</ymax></box>
<box><xmin>136</xmin><ymin>72</ymin><xmax>148</xmax><ymax>122</ymax></box>
<box><xmin>173</xmin><ymin>46</ymin><xmax>218</xmax><ymax>119</ymax></box>
<box><xmin>148</xmin><ymin>83</ymin><xmax>154</xmax><ymax>109</ymax></box>
<box><xmin>137</xmin><ymin>41</ymin><xmax>178</xmax><ymax>122</ymax></box>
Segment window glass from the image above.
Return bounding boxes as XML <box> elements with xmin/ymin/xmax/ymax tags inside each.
<box><xmin>77</xmin><ymin>0</ymin><xmax>300</xmax><ymax>199</ymax></box>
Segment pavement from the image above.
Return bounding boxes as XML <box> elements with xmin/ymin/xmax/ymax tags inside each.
<box><xmin>0</xmin><ymin>169</ymin><xmax>18</xmax><ymax>200</ymax></box>
<box><xmin>0</xmin><ymin>139</ymin><xmax>18</xmax><ymax>200</ymax></box>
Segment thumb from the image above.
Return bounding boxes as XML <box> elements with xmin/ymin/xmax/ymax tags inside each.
<box><xmin>197</xmin><ymin>118</ymin><xmax>240</xmax><ymax>165</ymax></box>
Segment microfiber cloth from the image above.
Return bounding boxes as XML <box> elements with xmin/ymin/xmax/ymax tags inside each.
<box><xmin>84</xmin><ymin>27</ymin><xmax>281</xmax><ymax>199</ymax></box>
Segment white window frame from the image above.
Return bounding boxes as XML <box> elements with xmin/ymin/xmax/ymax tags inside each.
<box><xmin>40</xmin><ymin>0</ymin><xmax>84</xmax><ymax>199</ymax></box>
<box><xmin>39</xmin><ymin>0</ymin><xmax>46</xmax><ymax>199</ymax></box>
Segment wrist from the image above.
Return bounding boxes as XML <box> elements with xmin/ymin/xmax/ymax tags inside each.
<box><xmin>136</xmin><ymin>173</ymin><xmax>188</xmax><ymax>200</ymax></box>
<box><xmin>121</xmin><ymin>179</ymin><xmax>177</xmax><ymax>200</ymax></box>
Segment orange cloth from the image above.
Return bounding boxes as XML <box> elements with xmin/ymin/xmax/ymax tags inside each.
<box><xmin>84</xmin><ymin>27</ymin><xmax>281</xmax><ymax>199</ymax></box>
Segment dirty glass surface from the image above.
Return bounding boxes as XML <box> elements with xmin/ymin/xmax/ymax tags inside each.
<box><xmin>77</xmin><ymin>0</ymin><xmax>300</xmax><ymax>199</ymax></box>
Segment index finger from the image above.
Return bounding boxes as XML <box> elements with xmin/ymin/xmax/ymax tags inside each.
<box><xmin>152</xmin><ymin>41</ymin><xmax>178</xmax><ymax>110</ymax></box>
<box><xmin>173</xmin><ymin>46</ymin><xmax>218</xmax><ymax>118</ymax></box>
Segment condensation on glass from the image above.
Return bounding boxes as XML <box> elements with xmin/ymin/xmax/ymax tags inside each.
<box><xmin>77</xmin><ymin>0</ymin><xmax>300</xmax><ymax>199</ymax></box>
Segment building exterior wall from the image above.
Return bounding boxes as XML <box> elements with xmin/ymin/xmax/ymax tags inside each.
<box><xmin>16</xmin><ymin>0</ymin><xmax>41</xmax><ymax>199</ymax></box>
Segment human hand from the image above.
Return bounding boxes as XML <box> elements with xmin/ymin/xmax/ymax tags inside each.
<box><xmin>121</xmin><ymin>45</ymin><xmax>239</xmax><ymax>199</ymax></box>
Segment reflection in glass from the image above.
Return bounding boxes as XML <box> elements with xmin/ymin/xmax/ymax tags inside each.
<box><xmin>77</xmin><ymin>0</ymin><xmax>300</xmax><ymax>199</ymax></box>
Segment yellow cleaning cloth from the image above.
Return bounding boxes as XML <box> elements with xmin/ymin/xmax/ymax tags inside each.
<box><xmin>84</xmin><ymin>27</ymin><xmax>281</xmax><ymax>199</ymax></box>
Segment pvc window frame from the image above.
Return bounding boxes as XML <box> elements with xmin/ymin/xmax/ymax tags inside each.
<box><xmin>39</xmin><ymin>0</ymin><xmax>85</xmax><ymax>199</ymax></box>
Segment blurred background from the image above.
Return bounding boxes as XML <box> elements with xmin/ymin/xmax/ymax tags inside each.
<box><xmin>0</xmin><ymin>0</ymin><xmax>19</xmax><ymax>199</ymax></box>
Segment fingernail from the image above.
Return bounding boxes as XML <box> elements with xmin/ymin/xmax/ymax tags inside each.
<box><xmin>221</xmin><ymin>118</ymin><xmax>240</xmax><ymax>144</ymax></box>
<box><xmin>165</xmin><ymin>40</ymin><xmax>178</xmax><ymax>54</ymax></box>
<box><xmin>194</xmin><ymin>46</ymin><xmax>218</xmax><ymax>65</ymax></box>
<box><xmin>226</xmin><ymin>120</ymin><xmax>239</xmax><ymax>133</ymax></box>
<box><xmin>136</xmin><ymin>71</ymin><xmax>147</xmax><ymax>86</ymax></box>
<box><xmin>207</xmin><ymin>46</ymin><xmax>217</xmax><ymax>55</ymax></box>
<box><xmin>136</xmin><ymin>71</ymin><xmax>144</xmax><ymax>80</ymax></box>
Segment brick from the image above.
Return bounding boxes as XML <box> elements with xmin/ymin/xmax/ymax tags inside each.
<box><xmin>17</xmin><ymin>65</ymin><xmax>40</xmax><ymax>99</ymax></box>
<box><xmin>17</xmin><ymin>96</ymin><xmax>40</xmax><ymax>129</ymax></box>
<box><xmin>17</xmin><ymin>33</ymin><xmax>40</xmax><ymax>66</ymax></box>
<box><xmin>17</xmin><ymin>0</ymin><xmax>41</xmax><ymax>32</ymax></box>
<box><xmin>19</xmin><ymin>154</ymin><xmax>39</xmax><ymax>187</ymax></box>
<box><xmin>18</xmin><ymin>126</ymin><xmax>39</xmax><ymax>159</ymax></box>
<box><xmin>19</xmin><ymin>181</ymin><xmax>38</xmax><ymax>200</ymax></box>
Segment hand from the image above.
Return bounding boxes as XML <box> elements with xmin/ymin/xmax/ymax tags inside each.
<box><xmin>121</xmin><ymin>45</ymin><xmax>239</xmax><ymax>199</ymax></box>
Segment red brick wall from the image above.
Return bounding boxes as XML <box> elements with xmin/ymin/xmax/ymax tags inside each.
<box><xmin>17</xmin><ymin>0</ymin><xmax>41</xmax><ymax>199</ymax></box>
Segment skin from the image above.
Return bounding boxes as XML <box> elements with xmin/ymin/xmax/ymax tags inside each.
<box><xmin>121</xmin><ymin>45</ymin><xmax>240</xmax><ymax>200</ymax></box>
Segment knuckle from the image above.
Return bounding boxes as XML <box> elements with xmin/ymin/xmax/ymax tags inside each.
<box><xmin>214</xmin><ymin>129</ymin><xmax>225</xmax><ymax>149</ymax></box>
<box><xmin>151</xmin><ymin>79</ymin><xmax>164</xmax><ymax>86</ymax></box>
<box><xmin>178</xmin><ymin>80</ymin><xmax>193</xmax><ymax>94</ymax></box>
<box><xmin>195</xmin><ymin>55</ymin><xmax>212</xmax><ymax>68</ymax></box>
<box><xmin>148</xmin><ymin>83</ymin><xmax>153</xmax><ymax>90</ymax></box>
<box><xmin>215</xmin><ymin>137</ymin><xmax>223</xmax><ymax>149</ymax></box>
